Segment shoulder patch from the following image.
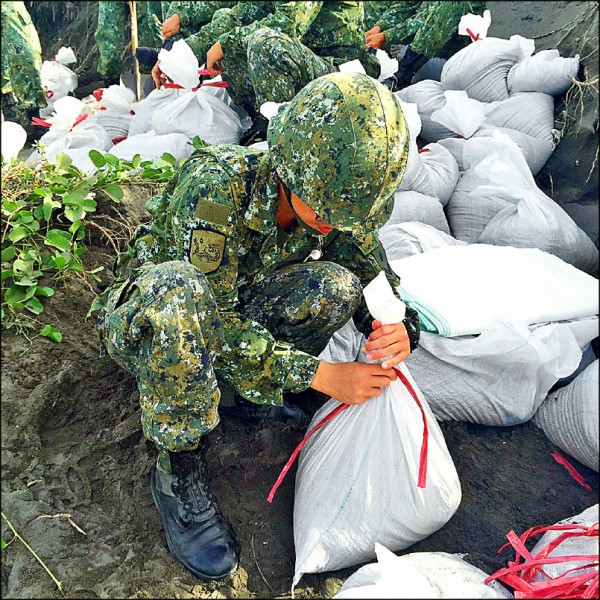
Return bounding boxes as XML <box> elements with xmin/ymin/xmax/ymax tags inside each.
<box><xmin>190</xmin><ymin>229</ymin><xmax>226</xmax><ymax>274</ymax></box>
<box><xmin>194</xmin><ymin>199</ymin><xmax>232</xmax><ymax>226</ymax></box>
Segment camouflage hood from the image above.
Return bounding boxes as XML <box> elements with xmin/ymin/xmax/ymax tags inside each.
<box><xmin>267</xmin><ymin>72</ymin><xmax>409</xmax><ymax>233</ymax></box>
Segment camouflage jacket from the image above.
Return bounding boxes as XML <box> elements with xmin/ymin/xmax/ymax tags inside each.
<box><xmin>371</xmin><ymin>1</ymin><xmax>487</xmax><ymax>57</ymax></box>
<box><xmin>96</xmin><ymin>145</ymin><xmax>419</xmax><ymax>406</ymax></box>
<box><xmin>183</xmin><ymin>1</ymin><xmax>379</xmax><ymax>77</ymax></box>
<box><xmin>163</xmin><ymin>1</ymin><xmax>237</xmax><ymax>38</ymax></box>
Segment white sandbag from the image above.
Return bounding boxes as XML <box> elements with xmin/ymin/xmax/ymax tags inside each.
<box><xmin>382</xmin><ymin>190</ymin><xmax>451</xmax><ymax>234</ymax></box>
<box><xmin>334</xmin><ymin>544</ymin><xmax>512</xmax><ymax>599</ymax></box>
<box><xmin>507</xmin><ymin>49</ymin><xmax>580</xmax><ymax>95</ymax></box>
<box><xmin>404</xmin><ymin>322</ymin><xmax>583</xmax><ymax>426</ymax></box>
<box><xmin>484</xmin><ymin>92</ymin><xmax>555</xmax><ymax>143</ymax></box>
<box><xmin>380</xmin><ymin>222</ymin><xmax>466</xmax><ymax>263</ymax></box>
<box><xmin>396</xmin><ymin>100</ymin><xmax>422</xmax><ymax>140</ymax></box>
<box><xmin>412</xmin><ymin>57</ymin><xmax>447</xmax><ymax>84</ymax></box>
<box><xmin>395</xmin><ymin>80</ymin><xmax>457</xmax><ymax>142</ymax></box>
<box><xmin>534</xmin><ymin>360</ymin><xmax>599</xmax><ymax>471</ymax></box>
<box><xmin>528</xmin><ymin>505</ymin><xmax>599</xmax><ymax>581</ymax></box>
<box><xmin>293</xmin><ymin>278</ymin><xmax>461</xmax><ymax>586</ymax></box>
<box><xmin>99</xmin><ymin>85</ymin><xmax>136</xmax><ymax>115</ymax></box>
<box><xmin>445</xmin><ymin>166</ymin><xmax>508</xmax><ymax>243</ymax></box>
<box><xmin>158</xmin><ymin>39</ymin><xmax>200</xmax><ymax>89</ymax></box>
<box><xmin>87</xmin><ymin>110</ymin><xmax>131</xmax><ymax>142</ymax></box>
<box><xmin>441</xmin><ymin>35</ymin><xmax>535</xmax><ymax>103</ymax></box>
<box><xmin>389</xmin><ymin>245</ymin><xmax>600</xmax><ymax>336</ymax></box>
<box><xmin>398</xmin><ymin>140</ymin><xmax>435</xmax><ymax>197</ymax></box>
<box><xmin>41</xmin><ymin>59</ymin><xmax>78</xmax><ymax>102</ymax></box>
<box><xmin>418</xmin><ymin>143</ymin><xmax>460</xmax><ymax>205</ymax></box>
<box><xmin>109</xmin><ymin>130</ymin><xmax>193</xmax><ymax>163</ymax></box>
<box><xmin>458</xmin><ymin>9</ymin><xmax>492</xmax><ymax>41</ymax></box>
<box><xmin>128</xmin><ymin>88</ymin><xmax>185</xmax><ymax>136</ymax></box>
<box><xmin>152</xmin><ymin>89</ymin><xmax>243</xmax><ymax>145</ymax></box>
<box><xmin>1</xmin><ymin>121</ymin><xmax>27</xmax><ymax>162</ymax></box>
<box><xmin>430</xmin><ymin>90</ymin><xmax>487</xmax><ymax>138</ymax></box>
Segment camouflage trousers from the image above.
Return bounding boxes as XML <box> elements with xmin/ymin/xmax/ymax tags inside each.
<box><xmin>98</xmin><ymin>259</ymin><xmax>361</xmax><ymax>452</ymax></box>
<box><xmin>222</xmin><ymin>27</ymin><xmax>336</xmax><ymax>112</ymax></box>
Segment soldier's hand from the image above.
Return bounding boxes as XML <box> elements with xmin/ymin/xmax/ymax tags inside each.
<box><xmin>366</xmin><ymin>31</ymin><xmax>386</xmax><ymax>49</ymax></box>
<box><xmin>162</xmin><ymin>13</ymin><xmax>181</xmax><ymax>40</ymax></box>
<box><xmin>152</xmin><ymin>60</ymin><xmax>168</xmax><ymax>89</ymax></box>
<box><xmin>206</xmin><ymin>41</ymin><xmax>225</xmax><ymax>76</ymax></box>
<box><xmin>310</xmin><ymin>361</ymin><xmax>397</xmax><ymax>405</ymax></box>
<box><xmin>365</xmin><ymin>25</ymin><xmax>382</xmax><ymax>42</ymax></box>
<box><xmin>364</xmin><ymin>320</ymin><xmax>411</xmax><ymax>368</ymax></box>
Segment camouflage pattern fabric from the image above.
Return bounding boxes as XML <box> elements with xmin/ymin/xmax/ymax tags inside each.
<box><xmin>163</xmin><ymin>1</ymin><xmax>236</xmax><ymax>38</ymax></box>
<box><xmin>218</xmin><ymin>1</ymin><xmax>381</xmax><ymax>109</ymax></box>
<box><xmin>363</xmin><ymin>0</ymin><xmax>412</xmax><ymax>30</ymax></box>
<box><xmin>1</xmin><ymin>1</ymin><xmax>46</xmax><ymax>113</ymax></box>
<box><xmin>95</xmin><ymin>0</ymin><xmax>167</xmax><ymax>81</ymax></box>
<box><xmin>376</xmin><ymin>1</ymin><xmax>488</xmax><ymax>59</ymax></box>
<box><xmin>93</xmin><ymin>73</ymin><xmax>419</xmax><ymax>451</ymax></box>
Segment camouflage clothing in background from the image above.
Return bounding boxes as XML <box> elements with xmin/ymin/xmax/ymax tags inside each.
<box><xmin>95</xmin><ymin>0</ymin><xmax>167</xmax><ymax>81</ymax></box>
<box><xmin>373</xmin><ymin>1</ymin><xmax>488</xmax><ymax>59</ymax></box>
<box><xmin>218</xmin><ymin>1</ymin><xmax>381</xmax><ymax>109</ymax></box>
<box><xmin>163</xmin><ymin>1</ymin><xmax>236</xmax><ymax>38</ymax></box>
<box><xmin>363</xmin><ymin>0</ymin><xmax>410</xmax><ymax>30</ymax></box>
<box><xmin>1</xmin><ymin>1</ymin><xmax>46</xmax><ymax>114</ymax></box>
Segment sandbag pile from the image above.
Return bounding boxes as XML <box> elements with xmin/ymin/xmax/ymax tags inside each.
<box><xmin>40</xmin><ymin>46</ymin><xmax>78</xmax><ymax>117</ymax></box>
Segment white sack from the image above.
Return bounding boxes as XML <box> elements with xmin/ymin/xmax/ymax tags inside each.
<box><xmin>99</xmin><ymin>85</ymin><xmax>136</xmax><ymax>114</ymax></box>
<box><xmin>395</xmin><ymin>80</ymin><xmax>456</xmax><ymax>142</ymax></box>
<box><xmin>404</xmin><ymin>322</ymin><xmax>583</xmax><ymax>426</ymax></box>
<box><xmin>412</xmin><ymin>57</ymin><xmax>447</xmax><ymax>83</ymax></box>
<box><xmin>294</xmin><ymin>280</ymin><xmax>461</xmax><ymax>586</ymax></box>
<box><xmin>389</xmin><ymin>244</ymin><xmax>600</xmax><ymax>337</ymax></box>
<box><xmin>507</xmin><ymin>49</ymin><xmax>579</xmax><ymax>95</ymax></box>
<box><xmin>484</xmin><ymin>92</ymin><xmax>555</xmax><ymax>143</ymax></box>
<box><xmin>430</xmin><ymin>90</ymin><xmax>487</xmax><ymax>138</ymax></box>
<box><xmin>334</xmin><ymin>544</ymin><xmax>512</xmax><ymax>599</ymax></box>
<box><xmin>529</xmin><ymin>505</ymin><xmax>599</xmax><ymax>581</ymax></box>
<box><xmin>1</xmin><ymin>121</ymin><xmax>27</xmax><ymax>162</ymax></box>
<box><xmin>382</xmin><ymin>190</ymin><xmax>451</xmax><ymax>234</ymax></box>
<box><xmin>375</xmin><ymin>49</ymin><xmax>399</xmax><ymax>81</ymax></box>
<box><xmin>534</xmin><ymin>360</ymin><xmax>599</xmax><ymax>471</ymax></box>
<box><xmin>398</xmin><ymin>140</ymin><xmax>435</xmax><ymax>197</ymax></box>
<box><xmin>418</xmin><ymin>143</ymin><xmax>460</xmax><ymax>204</ymax></box>
<box><xmin>293</xmin><ymin>362</ymin><xmax>461</xmax><ymax>584</ymax></box>
<box><xmin>87</xmin><ymin>110</ymin><xmax>131</xmax><ymax>142</ymax></box>
<box><xmin>55</xmin><ymin>46</ymin><xmax>77</xmax><ymax>65</ymax></box>
<box><xmin>380</xmin><ymin>222</ymin><xmax>466</xmax><ymax>263</ymax></box>
<box><xmin>152</xmin><ymin>89</ymin><xmax>243</xmax><ymax>145</ymax></box>
<box><xmin>458</xmin><ymin>9</ymin><xmax>492</xmax><ymax>41</ymax></box>
<box><xmin>41</xmin><ymin>59</ymin><xmax>78</xmax><ymax>102</ymax></box>
<box><xmin>109</xmin><ymin>130</ymin><xmax>193</xmax><ymax>164</ymax></box>
<box><xmin>441</xmin><ymin>35</ymin><xmax>535</xmax><ymax>103</ymax></box>
<box><xmin>397</xmin><ymin>100</ymin><xmax>422</xmax><ymax>140</ymax></box>
<box><xmin>128</xmin><ymin>88</ymin><xmax>185</xmax><ymax>136</ymax></box>
<box><xmin>157</xmin><ymin>39</ymin><xmax>199</xmax><ymax>89</ymax></box>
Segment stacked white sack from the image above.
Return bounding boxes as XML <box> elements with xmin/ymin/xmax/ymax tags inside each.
<box><xmin>87</xmin><ymin>85</ymin><xmax>134</xmax><ymax>141</ymax></box>
<box><xmin>128</xmin><ymin>88</ymin><xmax>185</xmax><ymax>136</ymax></box>
<box><xmin>389</xmin><ymin>245</ymin><xmax>599</xmax><ymax>337</ymax></box>
<box><xmin>294</xmin><ymin>274</ymin><xmax>461</xmax><ymax>588</ymax></box>
<box><xmin>382</xmin><ymin>191</ymin><xmax>451</xmax><ymax>234</ymax></box>
<box><xmin>334</xmin><ymin>544</ymin><xmax>512</xmax><ymax>599</ymax></box>
<box><xmin>40</xmin><ymin>46</ymin><xmax>78</xmax><ymax>113</ymax></box>
<box><xmin>507</xmin><ymin>49</ymin><xmax>579</xmax><ymax>95</ymax></box>
<box><xmin>533</xmin><ymin>360</ymin><xmax>599</xmax><ymax>472</ymax></box>
<box><xmin>109</xmin><ymin>130</ymin><xmax>193</xmax><ymax>164</ymax></box>
<box><xmin>444</xmin><ymin>133</ymin><xmax>599</xmax><ymax>273</ymax></box>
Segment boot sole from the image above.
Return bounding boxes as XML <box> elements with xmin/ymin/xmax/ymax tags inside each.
<box><xmin>149</xmin><ymin>471</ymin><xmax>239</xmax><ymax>582</ymax></box>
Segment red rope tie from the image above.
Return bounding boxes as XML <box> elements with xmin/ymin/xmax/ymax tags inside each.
<box><xmin>92</xmin><ymin>88</ymin><xmax>105</xmax><ymax>101</ymax></box>
<box><xmin>418</xmin><ymin>148</ymin><xmax>431</xmax><ymax>154</ymax></box>
<box><xmin>266</xmin><ymin>366</ymin><xmax>429</xmax><ymax>503</ymax></box>
<box><xmin>466</xmin><ymin>27</ymin><xmax>481</xmax><ymax>42</ymax></box>
<box><xmin>30</xmin><ymin>117</ymin><xmax>52</xmax><ymax>128</ymax></box>
<box><xmin>552</xmin><ymin>451</ymin><xmax>592</xmax><ymax>491</ymax></box>
<box><xmin>70</xmin><ymin>114</ymin><xmax>88</xmax><ymax>131</ymax></box>
<box><xmin>112</xmin><ymin>136</ymin><xmax>127</xmax><ymax>145</ymax></box>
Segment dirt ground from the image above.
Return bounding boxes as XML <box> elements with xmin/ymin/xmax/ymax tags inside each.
<box><xmin>2</xmin><ymin>2</ymin><xmax>599</xmax><ymax>599</ymax></box>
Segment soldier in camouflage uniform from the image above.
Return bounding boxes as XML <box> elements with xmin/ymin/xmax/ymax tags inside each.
<box><xmin>160</xmin><ymin>1</ymin><xmax>236</xmax><ymax>41</ymax></box>
<box><xmin>365</xmin><ymin>1</ymin><xmax>487</xmax><ymax>86</ymax></box>
<box><xmin>95</xmin><ymin>0</ymin><xmax>169</xmax><ymax>83</ymax></box>
<box><xmin>92</xmin><ymin>72</ymin><xmax>419</xmax><ymax>580</ymax></box>
<box><xmin>1</xmin><ymin>1</ymin><xmax>46</xmax><ymax>123</ymax></box>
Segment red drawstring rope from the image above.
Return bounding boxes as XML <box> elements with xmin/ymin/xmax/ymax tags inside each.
<box><xmin>163</xmin><ymin>68</ymin><xmax>228</xmax><ymax>90</ymax></box>
<box><xmin>466</xmin><ymin>28</ymin><xmax>481</xmax><ymax>42</ymax></box>
<box><xmin>70</xmin><ymin>114</ymin><xmax>88</xmax><ymax>130</ymax></box>
<box><xmin>418</xmin><ymin>148</ymin><xmax>431</xmax><ymax>154</ymax></box>
<box><xmin>30</xmin><ymin>117</ymin><xmax>52</xmax><ymax>128</ymax></box>
<box><xmin>92</xmin><ymin>88</ymin><xmax>105</xmax><ymax>101</ymax></box>
<box><xmin>112</xmin><ymin>136</ymin><xmax>127</xmax><ymax>145</ymax></box>
<box><xmin>267</xmin><ymin>366</ymin><xmax>429</xmax><ymax>503</ymax></box>
<box><xmin>552</xmin><ymin>451</ymin><xmax>592</xmax><ymax>491</ymax></box>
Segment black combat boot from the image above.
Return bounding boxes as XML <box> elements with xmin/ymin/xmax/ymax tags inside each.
<box><xmin>219</xmin><ymin>394</ymin><xmax>309</xmax><ymax>429</ymax></box>
<box><xmin>150</xmin><ymin>448</ymin><xmax>239</xmax><ymax>581</ymax></box>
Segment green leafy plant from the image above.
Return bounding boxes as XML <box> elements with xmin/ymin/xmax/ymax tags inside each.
<box><xmin>1</xmin><ymin>147</ymin><xmax>187</xmax><ymax>341</ymax></box>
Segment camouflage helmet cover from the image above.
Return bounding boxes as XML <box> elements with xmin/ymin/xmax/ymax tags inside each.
<box><xmin>267</xmin><ymin>72</ymin><xmax>410</xmax><ymax>232</ymax></box>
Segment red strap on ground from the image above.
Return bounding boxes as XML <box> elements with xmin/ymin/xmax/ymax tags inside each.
<box><xmin>30</xmin><ymin>117</ymin><xmax>52</xmax><ymax>128</ymax></box>
<box><xmin>551</xmin><ymin>451</ymin><xmax>592</xmax><ymax>491</ymax></box>
<box><xmin>267</xmin><ymin>367</ymin><xmax>430</xmax><ymax>503</ymax></box>
<box><xmin>466</xmin><ymin>27</ymin><xmax>481</xmax><ymax>42</ymax></box>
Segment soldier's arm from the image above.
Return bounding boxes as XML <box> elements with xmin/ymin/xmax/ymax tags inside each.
<box><xmin>164</xmin><ymin>1</ymin><xmax>235</xmax><ymax>34</ymax></box>
<box><xmin>374</xmin><ymin>1</ymin><xmax>421</xmax><ymax>33</ymax></box>
<box><xmin>322</xmin><ymin>231</ymin><xmax>420</xmax><ymax>352</ymax></box>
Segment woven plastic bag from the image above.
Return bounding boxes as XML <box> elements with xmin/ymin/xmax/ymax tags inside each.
<box><xmin>441</xmin><ymin>35</ymin><xmax>534</xmax><ymax>103</ymax></box>
<box><xmin>533</xmin><ymin>360</ymin><xmax>599</xmax><ymax>472</ymax></box>
<box><xmin>41</xmin><ymin>47</ymin><xmax>78</xmax><ymax>102</ymax></box>
<box><xmin>382</xmin><ymin>190</ymin><xmax>451</xmax><ymax>234</ymax></box>
<box><xmin>507</xmin><ymin>49</ymin><xmax>579</xmax><ymax>95</ymax></box>
<box><xmin>109</xmin><ymin>130</ymin><xmax>193</xmax><ymax>164</ymax></box>
<box><xmin>128</xmin><ymin>88</ymin><xmax>185</xmax><ymax>136</ymax></box>
<box><xmin>485</xmin><ymin>505</ymin><xmax>599</xmax><ymax>598</ymax></box>
<box><xmin>285</xmin><ymin>273</ymin><xmax>461</xmax><ymax>588</ymax></box>
<box><xmin>334</xmin><ymin>543</ymin><xmax>512</xmax><ymax>599</ymax></box>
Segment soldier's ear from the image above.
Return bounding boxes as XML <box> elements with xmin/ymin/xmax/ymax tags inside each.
<box><xmin>259</xmin><ymin>101</ymin><xmax>287</xmax><ymax>121</ymax></box>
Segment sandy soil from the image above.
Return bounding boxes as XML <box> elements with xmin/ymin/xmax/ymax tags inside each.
<box><xmin>2</xmin><ymin>2</ymin><xmax>599</xmax><ymax>599</ymax></box>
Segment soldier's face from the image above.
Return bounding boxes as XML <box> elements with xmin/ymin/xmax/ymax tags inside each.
<box><xmin>289</xmin><ymin>193</ymin><xmax>334</xmax><ymax>235</ymax></box>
